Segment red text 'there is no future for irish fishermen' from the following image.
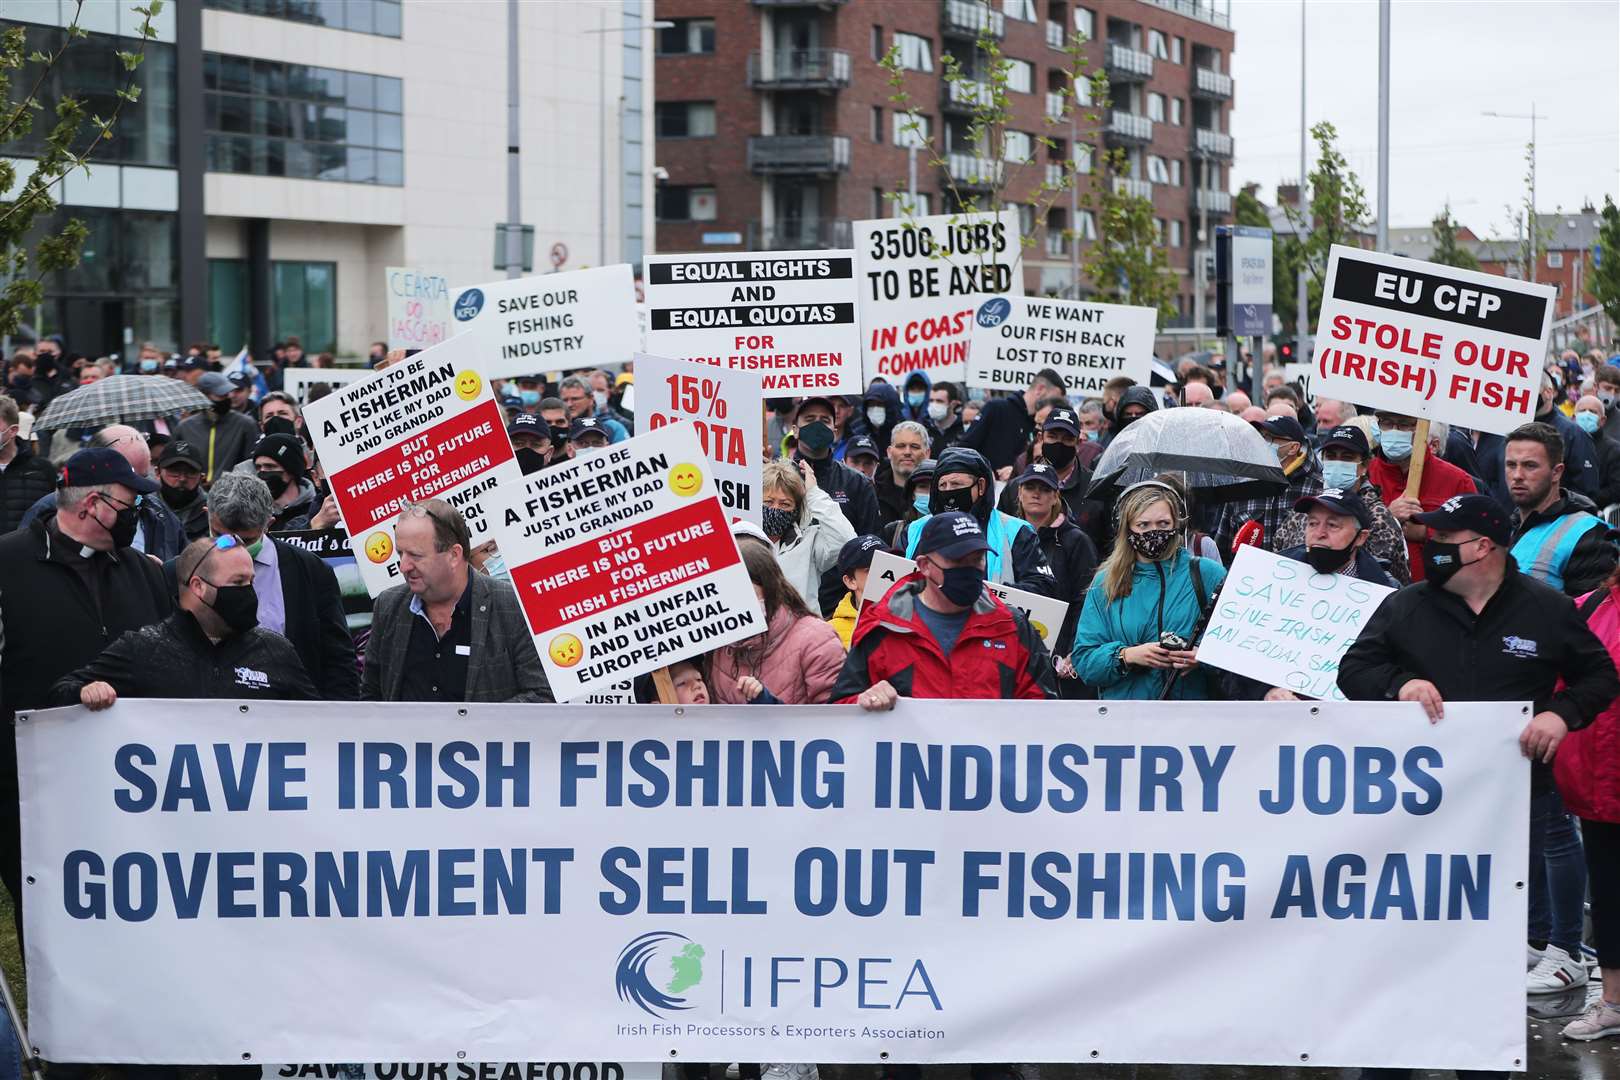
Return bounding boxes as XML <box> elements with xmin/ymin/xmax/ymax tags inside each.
<box><xmin>332</xmin><ymin>398</ymin><xmax>514</xmax><ymax>529</ymax></box>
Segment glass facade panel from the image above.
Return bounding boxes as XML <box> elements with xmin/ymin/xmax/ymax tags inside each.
<box><xmin>205</xmin><ymin>0</ymin><xmax>402</xmax><ymax>39</ymax></box>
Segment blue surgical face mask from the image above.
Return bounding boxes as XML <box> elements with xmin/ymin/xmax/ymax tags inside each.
<box><xmin>139</xmin><ymin>358</ymin><xmax>159</xmax><ymax>374</ymax></box>
<box><xmin>1320</xmin><ymin>460</ymin><xmax>1360</xmax><ymax>491</ymax></box>
<box><xmin>520</xmin><ymin>389</ymin><xmax>541</xmax><ymax>407</ymax></box>
<box><xmin>906</xmin><ymin>390</ymin><xmax>926</xmax><ymax>409</ymax></box>
<box><xmin>1082</xmin><ymin>429</ymin><xmax>1099</xmax><ymax>442</ymax></box>
<box><xmin>1576</xmin><ymin>411</ymin><xmax>1602</xmax><ymax>435</ymax></box>
<box><xmin>912</xmin><ymin>493</ymin><xmax>930</xmax><ymax>513</ymax></box>
<box><xmin>1380</xmin><ymin>429</ymin><xmax>1413</xmax><ymax>462</ymax></box>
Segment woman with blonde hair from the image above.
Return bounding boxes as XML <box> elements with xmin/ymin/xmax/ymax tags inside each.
<box><xmin>1070</xmin><ymin>478</ymin><xmax>1227</xmax><ymax>699</ymax></box>
<box><xmin>759</xmin><ymin>457</ymin><xmax>855</xmax><ymax>617</ymax></box>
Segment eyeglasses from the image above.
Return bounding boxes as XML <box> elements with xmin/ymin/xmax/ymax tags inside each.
<box><xmin>98</xmin><ymin>491</ymin><xmax>144</xmax><ymax>512</ymax></box>
<box><xmin>183</xmin><ymin>533</ymin><xmax>242</xmax><ymax>584</ymax></box>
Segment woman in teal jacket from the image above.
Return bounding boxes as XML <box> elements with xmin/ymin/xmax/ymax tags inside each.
<box><xmin>1071</xmin><ymin>479</ymin><xmax>1227</xmax><ymax>699</ymax></box>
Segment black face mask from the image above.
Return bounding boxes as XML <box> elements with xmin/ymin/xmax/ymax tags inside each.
<box><xmin>1422</xmin><ymin>538</ymin><xmax>1484</xmax><ymax>587</ymax></box>
<box><xmin>205</xmin><ymin>581</ymin><xmax>259</xmax><ymax>634</ymax></box>
<box><xmin>936</xmin><ymin>564</ymin><xmax>986</xmax><ymax>607</ymax></box>
<box><xmin>160</xmin><ymin>481</ymin><xmax>198</xmax><ymax>510</ymax></box>
<box><xmin>515</xmin><ymin>447</ymin><xmax>548</xmax><ymax>475</ymax></box>
<box><xmin>796</xmin><ymin>421</ymin><xmax>835</xmax><ymax>455</ymax></box>
<box><xmin>211</xmin><ymin>398</ymin><xmax>233</xmax><ymax>417</ymax></box>
<box><xmin>1304</xmin><ymin>541</ymin><xmax>1356</xmax><ymax>574</ymax></box>
<box><xmin>1040</xmin><ymin>441</ymin><xmax>1077</xmax><ymax>470</ymax></box>
<box><xmin>548</xmin><ymin>425</ymin><xmax>570</xmax><ymax>447</ymax></box>
<box><xmin>258</xmin><ymin>471</ymin><xmax>290</xmax><ymax>499</ymax></box>
<box><xmin>932</xmin><ymin>485</ymin><xmax>976</xmax><ymax>515</ymax></box>
<box><xmin>100</xmin><ymin>498</ymin><xmax>140</xmax><ymax>548</ymax></box>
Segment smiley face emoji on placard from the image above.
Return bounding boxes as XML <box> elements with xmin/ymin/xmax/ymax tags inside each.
<box><xmin>548</xmin><ymin>633</ymin><xmax>584</xmax><ymax>668</ymax></box>
<box><xmin>454</xmin><ymin>369</ymin><xmax>483</xmax><ymax>401</ymax></box>
<box><xmin>364</xmin><ymin>531</ymin><xmax>394</xmax><ymax>563</ymax></box>
<box><xmin>668</xmin><ymin>462</ymin><xmax>703</xmax><ymax>497</ymax></box>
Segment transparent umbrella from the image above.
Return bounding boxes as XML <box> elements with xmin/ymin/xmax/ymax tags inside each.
<box><xmin>1086</xmin><ymin>406</ymin><xmax>1287</xmax><ymax>498</ymax></box>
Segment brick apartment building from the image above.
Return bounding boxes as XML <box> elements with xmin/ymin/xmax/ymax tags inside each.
<box><xmin>1392</xmin><ymin>209</ymin><xmax>1602</xmax><ymax>322</ymax></box>
<box><xmin>653</xmin><ymin>0</ymin><xmax>1235</xmax><ymax>324</ymax></box>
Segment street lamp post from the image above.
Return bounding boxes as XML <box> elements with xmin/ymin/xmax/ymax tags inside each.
<box><xmin>1483</xmin><ymin>105</ymin><xmax>1547</xmax><ymax>283</ymax></box>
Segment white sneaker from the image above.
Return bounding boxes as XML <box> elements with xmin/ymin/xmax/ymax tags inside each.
<box><xmin>1527</xmin><ymin>943</ymin><xmax>1545</xmax><ymax>970</ymax></box>
<box><xmin>1527</xmin><ymin>944</ymin><xmax>1588</xmax><ymax>994</ymax></box>
<box><xmin>761</xmin><ymin>1067</ymin><xmax>818</xmax><ymax>1080</ymax></box>
<box><xmin>1562</xmin><ymin>1001</ymin><xmax>1620</xmax><ymax>1041</ymax></box>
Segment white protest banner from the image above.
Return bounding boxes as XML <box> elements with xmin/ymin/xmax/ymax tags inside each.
<box><xmin>21</xmin><ymin>698</ymin><xmax>1527</xmax><ymax>1071</ymax></box>
<box><xmin>263</xmin><ymin>1064</ymin><xmax>659</xmax><ymax>1080</ymax></box>
<box><xmin>1282</xmin><ymin>361</ymin><xmax>1314</xmax><ymax>401</ymax></box>
<box><xmin>853</xmin><ymin>210</ymin><xmax>1023</xmax><ymax>385</ymax></box>
<box><xmin>644</xmin><ymin>250</ymin><xmax>860</xmax><ymax>395</ymax></box>
<box><xmin>386</xmin><ymin>266</ymin><xmax>454</xmax><ymax>351</ymax></box>
<box><xmin>861</xmin><ymin>550</ymin><xmax>1068</xmax><ymax>650</ymax></box>
<box><xmin>450</xmin><ymin>265</ymin><xmax>641</xmax><ymax>380</ymax></box>
<box><xmin>1198</xmin><ymin>545</ymin><xmax>1395</xmax><ymax>702</ymax></box>
<box><xmin>1310</xmin><ymin>244</ymin><xmax>1556</xmax><ymax>435</ymax></box>
<box><xmin>488</xmin><ymin>422</ymin><xmax>765</xmax><ymax>700</ymax></box>
<box><xmin>966</xmin><ymin>295</ymin><xmax>1156</xmax><ymax>395</ymax></box>
<box><xmin>303</xmin><ymin>335</ymin><xmax>519</xmax><ymax>596</ymax></box>
<box><xmin>632</xmin><ymin>353</ymin><xmax>763</xmax><ymax>525</ymax></box>
<box><xmin>282</xmin><ymin>366</ymin><xmax>370</xmax><ymax>405</ymax></box>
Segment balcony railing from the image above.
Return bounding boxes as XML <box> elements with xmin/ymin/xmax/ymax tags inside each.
<box><xmin>752</xmin><ymin>0</ymin><xmax>848</xmax><ymax>5</ymax></box>
<box><xmin>943</xmin><ymin>0</ymin><xmax>1006</xmax><ymax>39</ymax></box>
<box><xmin>747</xmin><ymin>49</ymin><xmax>853</xmax><ymax>89</ymax></box>
<box><xmin>746</xmin><ymin>134</ymin><xmax>852</xmax><ymax>174</ymax></box>
<box><xmin>1045</xmin><ymin>20</ymin><xmax>1066</xmax><ymax>49</ymax></box>
<box><xmin>1143</xmin><ymin>0</ymin><xmax>1230</xmax><ymax>29</ymax></box>
<box><xmin>1045</xmin><ymin>162</ymin><xmax>1065</xmax><ymax>188</ymax></box>
<box><xmin>943</xmin><ymin>78</ymin><xmax>994</xmax><ymax>112</ymax></box>
<box><xmin>945</xmin><ymin>151</ymin><xmax>1005</xmax><ymax>188</ymax></box>
<box><xmin>1045</xmin><ymin>91</ymin><xmax>1067</xmax><ymax>120</ymax></box>
<box><xmin>1195</xmin><ymin>128</ymin><xmax>1234</xmax><ymax>158</ymax></box>
<box><xmin>1045</xmin><ymin>232</ymin><xmax>1070</xmax><ymax>257</ymax></box>
<box><xmin>1106</xmin><ymin>110</ymin><xmax>1153</xmax><ymax>145</ymax></box>
<box><xmin>746</xmin><ymin>218</ymin><xmax>854</xmax><ymax>250</ymax></box>
<box><xmin>1113</xmin><ymin>176</ymin><xmax>1153</xmax><ymax>200</ymax></box>
<box><xmin>1193</xmin><ymin>67</ymin><xmax>1233</xmax><ymax>99</ymax></box>
<box><xmin>1105</xmin><ymin>43</ymin><xmax>1153</xmax><ymax>80</ymax></box>
<box><xmin>1194</xmin><ymin>189</ymin><xmax>1233</xmax><ymax>215</ymax></box>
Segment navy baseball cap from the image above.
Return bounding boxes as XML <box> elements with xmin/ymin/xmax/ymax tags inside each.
<box><xmin>1043</xmin><ymin>407</ymin><xmax>1080</xmax><ymax>436</ymax></box>
<box><xmin>1016</xmin><ymin>461</ymin><xmax>1063</xmax><ymax>490</ymax></box>
<box><xmin>59</xmin><ymin>447</ymin><xmax>158</xmax><ymax>494</ymax></box>
<box><xmin>1293</xmin><ymin>487</ymin><xmax>1371</xmax><ymax>529</ymax></box>
<box><xmin>914</xmin><ymin>510</ymin><xmax>991</xmax><ymax>560</ymax></box>
<box><xmin>226</xmin><ymin>370</ymin><xmax>252</xmax><ymax>390</ymax></box>
<box><xmin>1320</xmin><ymin>424</ymin><xmax>1371</xmax><ymax>459</ymax></box>
<box><xmin>837</xmin><ymin>534</ymin><xmax>887</xmax><ymax>576</ymax></box>
<box><xmin>179</xmin><ymin>355</ymin><xmax>206</xmax><ymax>372</ymax></box>
<box><xmin>155</xmin><ymin>439</ymin><xmax>203</xmax><ymax>471</ymax></box>
<box><xmin>795</xmin><ymin>396</ymin><xmax>839</xmax><ymax>421</ymax></box>
<box><xmin>847</xmin><ymin>435</ymin><xmax>880</xmax><ymax>462</ymax></box>
<box><xmin>508</xmin><ymin>413</ymin><xmax>550</xmax><ymax>440</ymax></box>
<box><xmin>1413</xmin><ymin>493</ymin><xmax>1513</xmax><ymax>546</ymax></box>
<box><xmin>1252</xmin><ymin>415</ymin><xmax>1308</xmax><ymax>444</ymax></box>
<box><xmin>570</xmin><ymin>416</ymin><xmax>609</xmax><ymax>442</ymax></box>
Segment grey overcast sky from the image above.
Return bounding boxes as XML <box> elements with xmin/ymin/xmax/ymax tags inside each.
<box><xmin>1228</xmin><ymin>0</ymin><xmax>1619</xmax><ymax>237</ymax></box>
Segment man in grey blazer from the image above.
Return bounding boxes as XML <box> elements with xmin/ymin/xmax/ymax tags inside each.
<box><xmin>362</xmin><ymin>499</ymin><xmax>552</xmax><ymax>703</ymax></box>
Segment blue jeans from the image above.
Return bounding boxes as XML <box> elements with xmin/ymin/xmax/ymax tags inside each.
<box><xmin>0</xmin><ymin>1011</ymin><xmax>19</xmax><ymax>1080</ymax></box>
<box><xmin>1529</xmin><ymin>787</ymin><xmax>1586</xmax><ymax>956</ymax></box>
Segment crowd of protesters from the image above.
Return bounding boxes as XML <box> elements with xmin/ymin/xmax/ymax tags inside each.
<box><xmin>4</xmin><ymin>328</ymin><xmax>1620</xmax><ymax>1077</ymax></box>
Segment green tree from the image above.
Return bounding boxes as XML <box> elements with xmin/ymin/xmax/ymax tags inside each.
<box><xmin>0</xmin><ymin>1</ymin><xmax>162</xmax><ymax>338</ymax></box>
<box><xmin>1593</xmin><ymin>196</ymin><xmax>1620</xmax><ymax>326</ymax></box>
<box><xmin>1278</xmin><ymin>121</ymin><xmax>1372</xmax><ymax>334</ymax></box>
<box><xmin>1429</xmin><ymin>204</ymin><xmax>1480</xmax><ymax>271</ymax></box>
<box><xmin>1080</xmin><ymin>147</ymin><xmax>1179</xmax><ymax>320</ymax></box>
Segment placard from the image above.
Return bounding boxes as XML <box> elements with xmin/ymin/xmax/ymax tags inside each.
<box><xmin>644</xmin><ymin>250</ymin><xmax>860</xmax><ymax>394</ymax></box>
<box><xmin>282</xmin><ymin>367</ymin><xmax>370</xmax><ymax>405</ymax></box>
<box><xmin>861</xmin><ymin>549</ymin><xmax>1067</xmax><ymax>650</ymax></box>
<box><xmin>853</xmin><ymin>210</ymin><xmax>1023</xmax><ymax>385</ymax></box>
<box><xmin>303</xmin><ymin>335</ymin><xmax>520</xmax><ymax>597</ymax></box>
<box><xmin>487</xmin><ymin>422</ymin><xmax>765</xmax><ymax>700</ymax></box>
<box><xmin>269</xmin><ymin>529</ymin><xmax>374</xmax><ymax>632</ymax></box>
<box><xmin>450</xmin><ymin>265</ymin><xmax>641</xmax><ymax>380</ymax></box>
<box><xmin>1310</xmin><ymin>245</ymin><xmax>1556</xmax><ymax>435</ymax></box>
<box><xmin>263</xmin><ymin>1064</ymin><xmax>659</xmax><ymax>1080</ymax></box>
<box><xmin>966</xmin><ymin>295</ymin><xmax>1156</xmax><ymax>394</ymax></box>
<box><xmin>1198</xmin><ymin>544</ymin><xmax>1395</xmax><ymax>701</ymax></box>
<box><xmin>386</xmin><ymin>266</ymin><xmax>453</xmax><ymax>351</ymax></box>
<box><xmin>632</xmin><ymin>353</ymin><xmax>763</xmax><ymax>525</ymax></box>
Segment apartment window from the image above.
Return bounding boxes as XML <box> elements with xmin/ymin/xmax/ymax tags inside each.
<box><xmin>873</xmin><ymin>188</ymin><xmax>886</xmax><ymax>218</ymax></box>
<box><xmin>1148</xmin><ymin>30</ymin><xmax>1170</xmax><ymax>60</ymax></box>
<box><xmin>655</xmin><ymin>102</ymin><xmax>715</xmax><ymax>138</ymax></box>
<box><xmin>1003</xmin><ymin>131</ymin><xmax>1035</xmax><ymax>162</ymax></box>
<box><xmin>1548</xmin><ymin>251</ymin><xmax>1565</xmax><ymax>269</ymax></box>
<box><xmin>893</xmin><ymin>191</ymin><xmax>932</xmax><ymax>217</ymax></box>
<box><xmin>273</xmin><ymin>261</ymin><xmax>337</xmax><ymax>353</ymax></box>
<box><xmin>203</xmin><ymin>54</ymin><xmax>403</xmax><ymax>184</ymax></box>
<box><xmin>871</xmin><ymin>106</ymin><xmax>883</xmax><ymax>142</ymax></box>
<box><xmin>1170</xmin><ymin>220</ymin><xmax>1184</xmax><ymax>248</ymax></box>
<box><xmin>1075</xmin><ymin>142</ymin><xmax>1093</xmax><ymax>174</ymax></box>
<box><xmin>894</xmin><ymin>32</ymin><xmax>933</xmax><ymax>72</ymax></box>
<box><xmin>658</xmin><ymin>18</ymin><xmax>715</xmax><ymax>55</ymax></box>
<box><xmin>204</xmin><ymin>0</ymin><xmax>402</xmax><ymax>38</ymax></box>
<box><xmin>1003</xmin><ymin>0</ymin><xmax>1037</xmax><ymax>21</ymax></box>
<box><xmin>1076</xmin><ymin>210</ymin><xmax>1097</xmax><ymax>241</ymax></box>
<box><xmin>872</xmin><ymin>25</ymin><xmax>884</xmax><ymax>60</ymax></box>
<box><xmin>1172</xmin><ymin>36</ymin><xmax>1184</xmax><ymax>64</ymax></box>
<box><xmin>1006</xmin><ymin>59</ymin><xmax>1034</xmax><ymax>94</ymax></box>
<box><xmin>656</xmin><ymin>185</ymin><xmax>717</xmax><ymax>222</ymax></box>
<box><xmin>1147</xmin><ymin>92</ymin><xmax>1165</xmax><ymax>122</ymax></box>
<box><xmin>893</xmin><ymin>111</ymin><xmax>931</xmax><ymax>148</ymax></box>
<box><xmin>1170</xmin><ymin>159</ymin><xmax>1183</xmax><ymax>186</ymax></box>
<box><xmin>1074</xmin><ymin>7</ymin><xmax>1094</xmax><ymax>40</ymax></box>
<box><xmin>1170</xmin><ymin>97</ymin><xmax>1183</xmax><ymax>126</ymax></box>
<box><xmin>1154</xmin><ymin>218</ymin><xmax>1166</xmax><ymax>241</ymax></box>
<box><xmin>1005</xmin><ymin>202</ymin><xmax>1036</xmax><ymax>238</ymax></box>
<box><xmin>1146</xmin><ymin>155</ymin><xmax>1170</xmax><ymax>184</ymax></box>
<box><xmin>1046</xmin><ymin>208</ymin><xmax>1069</xmax><ymax>257</ymax></box>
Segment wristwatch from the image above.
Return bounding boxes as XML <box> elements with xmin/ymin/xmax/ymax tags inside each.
<box><xmin>1115</xmin><ymin>645</ymin><xmax>1133</xmax><ymax>674</ymax></box>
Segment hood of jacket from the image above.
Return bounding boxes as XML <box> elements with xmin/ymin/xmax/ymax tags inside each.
<box><xmin>930</xmin><ymin>445</ymin><xmax>995</xmax><ymax>523</ymax></box>
<box><xmin>863</xmin><ymin>380</ymin><xmax>903</xmax><ymax>426</ymax></box>
<box><xmin>1117</xmin><ymin>385</ymin><xmax>1159</xmax><ymax>419</ymax></box>
<box><xmin>900</xmin><ymin>370</ymin><xmax>934</xmax><ymax>420</ymax></box>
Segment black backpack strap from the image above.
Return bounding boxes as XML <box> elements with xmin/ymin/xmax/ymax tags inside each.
<box><xmin>1187</xmin><ymin>556</ymin><xmax>1213</xmax><ymax>619</ymax></box>
<box><xmin>1579</xmin><ymin>588</ymin><xmax>1609</xmax><ymax>621</ymax></box>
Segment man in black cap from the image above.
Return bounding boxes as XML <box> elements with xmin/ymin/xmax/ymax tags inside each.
<box><xmin>826</xmin><ymin>533</ymin><xmax>887</xmax><ymax>649</ymax></box>
<box><xmin>0</xmin><ymin>447</ymin><xmax>172</xmax><ymax>924</ymax></box>
<box><xmin>845</xmin><ymin>435</ymin><xmax>881</xmax><ymax>482</ymax></box>
<box><xmin>792</xmin><ymin>395</ymin><xmax>881</xmax><ymax>536</ymax></box>
<box><xmin>1013</xmin><ymin>460</ymin><xmax>1097</xmax><ymax>697</ymax></box>
<box><xmin>155</xmin><ymin>439</ymin><xmax>210</xmax><ymax>541</ymax></box>
<box><xmin>253</xmin><ymin>432</ymin><xmax>318</xmax><ymax>531</ymax></box>
<box><xmin>997</xmin><ymin>405</ymin><xmax>1107</xmax><ymax>552</ymax></box>
<box><xmin>177</xmin><ymin>369</ymin><xmax>260</xmax><ymax>481</ymax></box>
<box><xmin>507</xmin><ymin>413</ymin><xmax>554</xmax><ymax>475</ymax></box>
<box><xmin>569</xmin><ymin>416</ymin><xmax>612</xmax><ymax>456</ymax></box>
<box><xmin>960</xmin><ymin>366</ymin><xmax>1068</xmax><ymax>475</ymax></box>
<box><xmin>1209</xmin><ymin>414</ymin><xmax>1324</xmax><ymax>558</ymax></box>
<box><xmin>833</xmin><ymin>510</ymin><xmax>1055</xmax><ymax>708</ymax></box>
<box><xmin>0</xmin><ymin>390</ymin><xmax>56</xmax><ymax>533</ymax></box>
<box><xmin>1280</xmin><ymin>487</ymin><xmax>1399</xmax><ymax>587</ymax></box>
<box><xmin>1273</xmin><ymin>424</ymin><xmax>1409</xmax><ymax>584</ymax></box>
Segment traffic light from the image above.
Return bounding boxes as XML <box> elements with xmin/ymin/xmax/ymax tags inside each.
<box><xmin>1278</xmin><ymin>340</ymin><xmax>1297</xmax><ymax>365</ymax></box>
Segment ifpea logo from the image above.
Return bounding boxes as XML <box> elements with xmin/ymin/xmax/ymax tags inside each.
<box><xmin>975</xmin><ymin>296</ymin><xmax>1011</xmax><ymax>328</ymax></box>
<box><xmin>615</xmin><ymin>931</ymin><xmax>705</xmax><ymax>1017</ymax></box>
<box><xmin>453</xmin><ymin>287</ymin><xmax>485</xmax><ymax>322</ymax></box>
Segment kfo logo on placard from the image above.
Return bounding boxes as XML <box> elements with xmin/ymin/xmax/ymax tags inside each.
<box><xmin>454</xmin><ymin>288</ymin><xmax>485</xmax><ymax>322</ymax></box>
<box><xmin>615</xmin><ymin>931</ymin><xmax>705</xmax><ymax>1018</ymax></box>
<box><xmin>975</xmin><ymin>296</ymin><xmax>1012</xmax><ymax>328</ymax></box>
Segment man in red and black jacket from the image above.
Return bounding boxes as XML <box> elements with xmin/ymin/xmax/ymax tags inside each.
<box><xmin>832</xmin><ymin>511</ymin><xmax>1055</xmax><ymax>709</ymax></box>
